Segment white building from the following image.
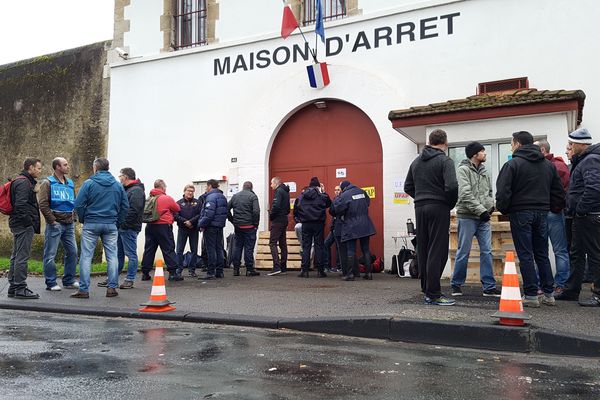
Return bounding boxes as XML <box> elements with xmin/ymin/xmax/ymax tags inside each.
<box><xmin>107</xmin><ymin>0</ymin><xmax>599</xmax><ymax>267</ymax></box>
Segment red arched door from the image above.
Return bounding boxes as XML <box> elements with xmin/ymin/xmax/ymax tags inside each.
<box><xmin>269</xmin><ymin>100</ymin><xmax>384</xmax><ymax>258</ymax></box>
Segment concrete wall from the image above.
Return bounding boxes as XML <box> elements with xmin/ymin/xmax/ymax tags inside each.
<box><xmin>0</xmin><ymin>41</ymin><xmax>111</xmax><ymax>258</ymax></box>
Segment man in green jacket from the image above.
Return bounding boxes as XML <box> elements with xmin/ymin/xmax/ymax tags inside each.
<box><xmin>451</xmin><ymin>142</ymin><xmax>500</xmax><ymax>297</ymax></box>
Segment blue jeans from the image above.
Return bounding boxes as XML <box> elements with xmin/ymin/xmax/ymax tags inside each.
<box><xmin>117</xmin><ymin>229</ymin><xmax>139</xmax><ymax>281</ymax></box>
<box><xmin>451</xmin><ymin>218</ymin><xmax>496</xmax><ymax>291</ymax></box>
<box><xmin>231</xmin><ymin>227</ymin><xmax>257</xmax><ymax>270</ymax></box>
<box><xmin>43</xmin><ymin>222</ymin><xmax>78</xmax><ymax>288</ymax></box>
<box><xmin>176</xmin><ymin>227</ymin><xmax>199</xmax><ymax>273</ymax></box>
<box><xmin>509</xmin><ymin>211</ymin><xmax>554</xmax><ymax>297</ymax></box>
<box><xmin>547</xmin><ymin>211</ymin><xmax>570</xmax><ymax>288</ymax></box>
<box><xmin>204</xmin><ymin>227</ymin><xmax>224</xmax><ymax>277</ymax></box>
<box><xmin>324</xmin><ymin>231</ymin><xmax>340</xmax><ymax>268</ymax></box>
<box><xmin>80</xmin><ymin>223</ymin><xmax>118</xmax><ymax>292</ymax></box>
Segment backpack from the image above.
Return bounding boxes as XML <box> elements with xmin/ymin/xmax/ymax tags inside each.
<box><xmin>142</xmin><ymin>194</ymin><xmax>161</xmax><ymax>223</ymax></box>
<box><xmin>394</xmin><ymin>247</ymin><xmax>416</xmax><ymax>277</ymax></box>
<box><xmin>0</xmin><ymin>176</ymin><xmax>28</xmax><ymax>215</ymax></box>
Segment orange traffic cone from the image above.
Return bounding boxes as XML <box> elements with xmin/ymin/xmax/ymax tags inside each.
<box><xmin>139</xmin><ymin>260</ymin><xmax>176</xmax><ymax>313</ymax></box>
<box><xmin>492</xmin><ymin>251</ymin><xmax>530</xmax><ymax>326</ymax></box>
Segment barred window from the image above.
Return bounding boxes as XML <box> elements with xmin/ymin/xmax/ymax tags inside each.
<box><xmin>173</xmin><ymin>0</ymin><xmax>207</xmax><ymax>50</ymax></box>
<box><xmin>303</xmin><ymin>0</ymin><xmax>346</xmax><ymax>26</ymax></box>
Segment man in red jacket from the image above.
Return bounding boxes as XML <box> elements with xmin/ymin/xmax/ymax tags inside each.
<box><xmin>140</xmin><ymin>179</ymin><xmax>183</xmax><ymax>281</ymax></box>
<box><xmin>535</xmin><ymin>139</ymin><xmax>570</xmax><ymax>292</ymax></box>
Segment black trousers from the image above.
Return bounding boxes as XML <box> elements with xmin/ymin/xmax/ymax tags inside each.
<box><xmin>564</xmin><ymin>215</ymin><xmax>600</xmax><ymax>296</ymax></box>
<box><xmin>301</xmin><ymin>222</ymin><xmax>325</xmax><ymax>272</ymax></box>
<box><xmin>141</xmin><ymin>224</ymin><xmax>179</xmax><ymax>274</ymax></box>
<box><xmin>269</xmin><ymin>221</ymin><xmax>288</xmax><ymax>271</ymax></box>
<box><xmin>415</xmin><ymin>204</ymin><xmax>451</xmax><ymax>299</ymax></box>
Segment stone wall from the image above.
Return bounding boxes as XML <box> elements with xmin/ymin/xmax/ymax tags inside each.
<box><xmin>0</xmin><ymin>41</ymin><xmax>110</xmax><ymax>260</ymax></box>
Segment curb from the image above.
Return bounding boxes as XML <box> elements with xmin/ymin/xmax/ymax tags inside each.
<box><xmin>1</xmin><ymin>301</ymin><xmax>598</xmax><ymax>358</ymax></box>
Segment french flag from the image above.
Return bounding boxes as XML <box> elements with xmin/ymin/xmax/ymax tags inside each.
<box><xmin>306</xmin><ymin>62</ymin><xmax>330</xmax><ymax>89</ymax></box>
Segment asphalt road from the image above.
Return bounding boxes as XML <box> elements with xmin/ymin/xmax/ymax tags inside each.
<box><xmin>0</xmin><ymin>310</ymin><xmax>598</xmax><ymax>400</ymax></box>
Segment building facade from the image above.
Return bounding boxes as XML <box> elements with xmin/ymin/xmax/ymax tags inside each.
<box><xmin>107</xmin><ymin>0</ymin><xmax>600</xmax><ymax>267</ymax></box>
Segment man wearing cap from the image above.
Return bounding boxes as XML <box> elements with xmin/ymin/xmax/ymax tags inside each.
<box><xmin>556</xmin><ymin>128</ymin><xmax>600</xmax><ymax>307</ymax></box>
<box><xmin>404</xmin><ymin>129</ymin><xmax>458</xmax><ymax>306</ymax></box>
<box><xmin>451</xmin><ymin>142</ymin><xmax>500</xmax><ymax>297</ymax></box>
<box><xmin>533</xmin><ymin>139</ymin><xmax>571</xmax><ymax>293</ymax></box>
<box><xmin>496</xmin><ymin>131</ymin><xmax>564</xmax><ymax>307</ymax></box>
<box><xmin>294</xmin><ymin>177</ymin><xmax>331</xmax><ymax>278</ymax></box>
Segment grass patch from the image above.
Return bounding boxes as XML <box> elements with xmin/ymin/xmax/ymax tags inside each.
<box><xmin>0</xmin><ymin>257</ymin><xmax>106</xmax><ymax>275</ymax></box>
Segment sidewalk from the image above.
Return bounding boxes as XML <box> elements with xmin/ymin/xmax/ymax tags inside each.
<box><xmin>1</xmin><ymin>269</ymin><xmax>599</xmax><ymax>356</ymax></box>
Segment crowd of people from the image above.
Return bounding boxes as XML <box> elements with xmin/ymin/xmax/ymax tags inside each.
<box><xmin>404</xmin><ymin>128</ymin><xmax>599</xmax><ymax>307</ymax></box>
<box><xmin>5</xmin><ymin>156</ymin><xmax>377</xmax><ymax>299</ymax></box>
<box><xmin>5</xmin><ymin>127</ymin><xmax>598</xmax><ymax>307</ymax></box>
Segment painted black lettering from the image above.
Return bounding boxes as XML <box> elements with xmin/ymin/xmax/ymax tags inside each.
<box><xmin>420</xmin><ymin>16</ymin><xmax>438</xmax><ymax>39</ymax></box>
<box><xmin>293</xmin><ymin>42</ymin><xmax>311</xmax><ymax>63</ymax></box>
<box><xmin>351</xmin><ymin>31</ymin><xmax>371</xmax><ymax>52</ymax></box>
<box><xmin>326</xmin><ymin>36</ymin><xmax>343</xmax><ymax>56</ymax></box>
<box><xmin>248</xmin><ymin>51</ymin><xmax>254</xmax><ymax>70</ymax></box>
<box><xmin>374</xmin><ymin>26</ymin><xmax>392</xmax><ymax>48</ymax></box>
<box><xmin>273</xmin><ymin>46</ymin><xmax>291</xmax><ymax>65</ymax></box>
<box><xmin>213</xmin><ymin>57</ymin><xmax>230</xmax><ymax>75</ymax></box>
<box><xmin>232</xmin><ymin>55</ymin><xmax>248</xmax><ymax>73</ymax></box>
<box><xmin>396</xmin><ymin>22</ymin><xmax>415</xmax><ymax>43</ymax></box>
<box><xmin>440</xmin><ymin>12</ymin><xmax>460</xmax><ymax>34</ymax></box>
<box><xmin>256</xmin><ymin>49</ymin><xmax>271</xmax><ymax>69</ymax></box>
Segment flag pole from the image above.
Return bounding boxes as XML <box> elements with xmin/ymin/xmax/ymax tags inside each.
<box><xmin>281</xmin><ymin>0</ymin><xmax>318</xmax><ymax>63</ymax></box>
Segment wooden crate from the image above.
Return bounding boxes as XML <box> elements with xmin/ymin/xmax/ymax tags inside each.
<box><xmin>449</xmin><ymin>213</ymin><xmax>517</xmax><ymax>284</ymax></box>
<box><xmin>255</xmin><ymin>230</ymin><xmax>302</xmax><ymax>270</ymax></box>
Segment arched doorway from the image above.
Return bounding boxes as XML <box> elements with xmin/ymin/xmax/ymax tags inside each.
<box><xmin>269</xmin><ymin>99</ymin><xmax>384</xmax><ymax>258</ymax></box>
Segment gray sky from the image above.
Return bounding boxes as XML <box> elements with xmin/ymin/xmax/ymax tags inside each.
<box><xmin>0</xmin><ymin>0</ymin><xmax>114</xmax><ymax>66</ymax></box>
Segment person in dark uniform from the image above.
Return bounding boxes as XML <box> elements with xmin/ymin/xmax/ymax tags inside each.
<box><xmin>295</xmin><ymin>177</ymin><xmax>331</xmax><ymax>278</ymax></box>
<box><xmin>333</xmin><ymin>180</ymin><xmax>376</xmax><ymax>281</ymax></box>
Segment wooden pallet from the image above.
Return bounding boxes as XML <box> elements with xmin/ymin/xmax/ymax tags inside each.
<box><xmin>255</xmin><ymin>231</ymin><xmax>302</xmax><ymax>270</ymax></box>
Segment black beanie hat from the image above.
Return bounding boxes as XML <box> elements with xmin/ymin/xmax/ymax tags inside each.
<box><xmin>309</xmin><ymin>176</ymin><xmax>320</xmax><ymax>187</ymax></box>
<box><xmin>340</xmin><ymin>180</ymin><xmax>351</xmax><ymax>190</ymax></box>
<box><xmin>465</xmin><ymin>141</ymin><xmax>485</xmax><ymax>159</ymax></box>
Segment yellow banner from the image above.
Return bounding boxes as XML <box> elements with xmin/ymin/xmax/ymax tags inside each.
<box><xmin>362</xmin><ymin>186</ymin><xmax>376</xmax><ymax>199</ymax></box>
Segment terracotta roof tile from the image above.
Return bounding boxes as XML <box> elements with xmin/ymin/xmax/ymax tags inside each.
<box><xmin>389</xmin><ymin>89</ymin><xmax>586</xmax><ymax>121</ymax></box>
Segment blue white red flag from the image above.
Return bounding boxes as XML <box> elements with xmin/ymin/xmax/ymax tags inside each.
<box><xmin>315</xmin><ymin>0</ymin><xmax>325</xmax><ymax>42</ymax></box>
<box><xmin>306</xmin><ymin>62</ymin><xmax>330</xmax><ymax>89</ymax></box>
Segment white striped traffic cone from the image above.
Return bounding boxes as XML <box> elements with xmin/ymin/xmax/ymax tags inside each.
<box><xmin>492</xmin><ymin>251</ymin><xmax>530</xmax><ymax>326</ymax></box>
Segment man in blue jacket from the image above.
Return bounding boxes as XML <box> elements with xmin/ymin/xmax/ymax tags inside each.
<box><xmin>333</xmin><ymin>181</ymin><xmax>376</xmax><ymax>281</ymax></box>
<box><xmin>198</xmin><ymin>179</ymin><xmax>228</xmax><ymax>279</ymax></box>
<box><xmin>174</xmin><ymin>184</ymin><xmax>202</xmax><ymax>277</ymax></box>
<box><xmin>294</xmin><ymin>177</ymin><xmax>331</xmax><ymax>278</ymax></box>
<box><xmin>71</xmin><ymin>158</ymin><xmax>129</xmax><ymax>298</ymax></box>
<box><xmin>556</xmin><ymin>128</ymin><xmax>600</xmax><ymax>307</ymax></box>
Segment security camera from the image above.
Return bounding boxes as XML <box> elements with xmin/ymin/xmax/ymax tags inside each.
<box><xmin>115</xmin><ymin>47</ymin><xmax>129</xmax><ymax>59</ymax></box>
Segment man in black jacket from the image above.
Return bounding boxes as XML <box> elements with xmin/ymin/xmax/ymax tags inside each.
<box><xmin>496</xmin><ymin>131</ymin><xmax>564</xmax><ymax>307</ymax></box>
<box><xmin>555</xmin><ymin>128</ymin><xmax>600</xmax><ymax>306</ymax></box>
<box><xmin>268</xmin><ymin>177</ymin><xmax>290</xmax><ymax>275</ymax></box>
<box><xmin>405</xmin><ymin>130</ymin><xmax>458</xmax><ymax>306</ymax></box>
<box><xmin>7</xmin><ymin>157</ymin><xmax>42</xmax><ymax>299</ymax></box>
<box><xmin>294</xmin><ymin>177</ymin><xmax>332</xmax><ymax>278</ymax></box>
<box><xmin>102</xmin><ymin>167</ymin><xmax>145</xmax><ymax>289</ymax></box>
<box><xmin>228</xmin><ymin>181</ymin><xmax>260</xmax><ymax>276</ymax></box>
<box><xmin>174</xmin><ymin>184</ymin><xmax>202</xmax><ymax>277</ymax></box>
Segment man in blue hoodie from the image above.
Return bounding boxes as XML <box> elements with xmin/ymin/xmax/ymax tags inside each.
<box><xmin>197</xmin><ymin>179</ymin><xmax>228</xmax><ymax>279</ymax></box>
<box><xmin>72</xmin><ymin>158</ymin><xmax>129</xmax><ymax>298</ymax></box>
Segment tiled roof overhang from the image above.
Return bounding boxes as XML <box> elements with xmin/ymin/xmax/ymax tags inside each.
<box><xmin>388</xmin><ymin>89</ymin><xmax>586</xmax><ymax>128</ymax></box>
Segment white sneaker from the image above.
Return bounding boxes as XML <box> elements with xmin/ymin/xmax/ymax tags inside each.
<box><xmin>64</xmin><ymin>282</ymin><xmax>80</xmax><ymax>289</ymax></box>
<box><xmin>47</xmin><ymin>285</ymin><xmax>62</xmax><ymax>291</ymax></box>
<box><xmin>267</xmin><ymin>270</ymin><xmax>282</xmax><ymax>276</ymax></box>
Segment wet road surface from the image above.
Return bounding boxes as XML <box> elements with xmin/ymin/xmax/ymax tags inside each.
<box><xmin>0</xmin><ymin>310</ymin><xmax>598</xmax><ymax>399</ymax></box>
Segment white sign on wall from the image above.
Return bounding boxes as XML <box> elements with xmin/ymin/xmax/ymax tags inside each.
<box><xmin>336</xmin><ymin>168</ymin><xmax>347</xmax><ymax>178</ymax></box>
<box><xmin>285</xmin><ymin>181</ymin><xmax>297</xmax><ymax>193</ymax></box>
